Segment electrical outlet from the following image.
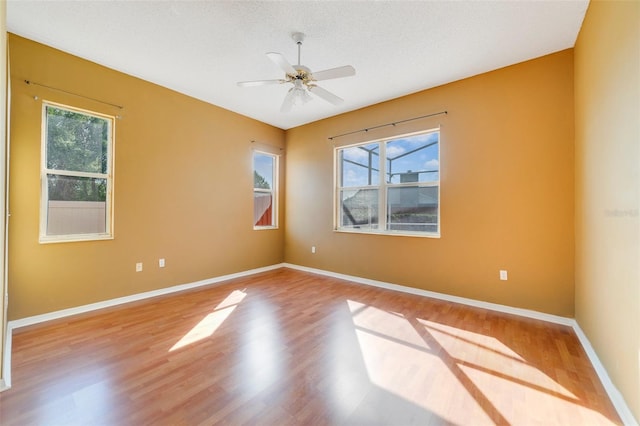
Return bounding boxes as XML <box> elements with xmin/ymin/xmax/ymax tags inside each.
<box><xmin>136</xmin><ymin>262</ymin><xmax>143</xmax><ymax>272</ymax></box>
<box><xmin>311</xmin><ymin>246</ymin><xmax>316</xmax><ymax>254</ymax></box>
<box><xmin>159</xmin><ymin>258</ymin><xmax>165</xmax><ymax>268</ymax></box>
<box><xmin>499</xmin><ymin>270</ymin><xmax>508</xmax><ymax>281</ymax></box>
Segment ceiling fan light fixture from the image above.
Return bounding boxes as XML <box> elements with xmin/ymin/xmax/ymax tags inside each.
<box><xmin>292</xmin><ymin>80</ymin><xmax>312</xmax><ymax>105</ymax></box>
<box><xmin>297</xmin><ymin>88</ymin><xmax>313</xmax><ymax>105</ymax></box>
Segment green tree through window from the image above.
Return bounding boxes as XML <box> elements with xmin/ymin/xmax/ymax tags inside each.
<box><xmin>46</xmin><ymin>107</ymin><xmax>109</xmax><ymax>202</ymax></box>
<box><xmin>254</xmin><ymin>171</ymin><xmax>270</xmax><ymax>190</ymax></box>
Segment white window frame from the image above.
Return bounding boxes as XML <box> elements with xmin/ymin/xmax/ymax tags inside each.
<box><xmin>334</xmin><ymin>129</ymin><xmax>440</xmax><ymax>238</ymax></box>
<box><xmin>253</xmin><ymin>150</ymin><xmax>279</xmax><ymax>230</ymax></box>
<box><xmin>40</xmin><ymin>101</ymin><xmax>115</xmax><ymax>243</ymax></box>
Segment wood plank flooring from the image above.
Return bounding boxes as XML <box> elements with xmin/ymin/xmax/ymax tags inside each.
<box><xmin>0</xmin><ymin>268</ymin><xmax>621</xmax><ymax>425</ymax></box>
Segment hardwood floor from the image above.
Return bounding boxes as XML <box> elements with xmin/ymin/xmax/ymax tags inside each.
<box><xmin>0</xmin><ymin>268</ymin><xmax>621</xmax><ymax>425</ymax></box>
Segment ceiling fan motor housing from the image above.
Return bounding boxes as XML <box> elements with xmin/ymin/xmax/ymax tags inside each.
<box><xmin>290</xmin><ymin>65</ymin><xmax>312</xmax><ymax>83</ymax></box>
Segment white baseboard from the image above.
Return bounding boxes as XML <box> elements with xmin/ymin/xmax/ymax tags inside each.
<box><xmin>9</xmin><ymin>263</ymin><xmax>284</xmax><ymax>330</ymax></box>
<box><xmin>282</xmin><ymin>263</ymin><xmax>574</xmax><ymax>325</ymax></box>
<box><xmin>283</xmin><ymin>263</ymin><xmax>638</xmax><ymax>426</ymax></box>
<box><xmin>572</xmin><ymin>322</ymin><xmax>638</xmax><ymax>426</ymax></box>
<box><xmin>3</xmin><ymin>262</ymin><xmax>637</xmax><ymax>425</ymax></box>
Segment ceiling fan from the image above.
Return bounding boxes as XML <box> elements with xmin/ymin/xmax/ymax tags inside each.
<box><xmin>237</xmin><ymin>32</ymin><xmax>356</xmax><ymax>113</ymax></box>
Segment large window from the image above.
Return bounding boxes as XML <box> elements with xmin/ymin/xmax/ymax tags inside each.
<box><xmin>336</xmin><ymin>129</ymin><xmax>440</xmax><ymax>236</ymax></box>
<box><xmin>253</xmin><ymin>151</ymin><xmax>278</xmax><ymax>229</ymax></box>
<box><xmin>40</xmin><ymin>102</ymin><xmax>114</xmax><ymax>243</ymax></box>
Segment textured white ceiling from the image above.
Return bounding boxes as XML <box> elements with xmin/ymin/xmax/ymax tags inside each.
<box><xmin>7</xmin><ymin>1</ymin><xmax>589</xmax><ymax>130</ymax></box>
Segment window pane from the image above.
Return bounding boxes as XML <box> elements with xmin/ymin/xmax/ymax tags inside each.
<box><xmin>387</xmin><ymin>186</ymin><xmax>438</xmax><ymax>233</ymax></box>
<box><xmin>254</xmin><ymin>153</ymin><xmax>274</xmax><ymax>190</ymax></box>
<box><xmin>340</xmin><ymin>188</ymin><xmax>379</xmax><ymax>229</ymax></box>
<box><xmin>254</xmin><ymin>191</ymin><xmax>273</xmax><ymax>227</ymax></box>
<box><xmin>386</xmin><ymin>132</ymin><xmax>439</xmax><ymax>184</ymax></box>
<box><xmin>46</xmin><ymin>175</ymin><xmax>107</xmax><ymax>235</ymax></box>
<box><xmin>340</xmin><ymin>143</ymin><xmax>379</xmax><ymax>187</ymax></box>
<box><xmin>46</xmin><ymin>106</ymin><xmax>110</xmax><ymax>174</ymax></box>
<box><xmin>253</xmin><ymin>152</ymin><xmax>277</xmax><ymax>228</ymax></box>
<box><xmin>48</xmin><ymin>174</ymin><xmax>107</xmax><ymax>202</ymax></box>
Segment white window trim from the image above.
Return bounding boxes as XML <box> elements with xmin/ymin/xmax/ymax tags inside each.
<box><xmin>253</xmin><ymin>150</ymin><xmax>279</xmax><ymax>230</ymax></box>
<box><xmin>39</xmin><ymin>101</ymin><xmax>115</xmax><ymax>244</ymax></box>
<box><xmin>334</xmin><ymin>129</ymin><xmax>440</xmax><ymax>238</ymax></box>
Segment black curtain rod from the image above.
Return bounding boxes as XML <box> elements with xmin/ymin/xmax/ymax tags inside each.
<box><xmin>25</xmin><ymin>80</ymin><xmax>124</xmax><ymax>110</ymax></box>
<box><xmin>328</xmin><ymin>110</ymin><xmax>447</xmax><ymax>141</ymax></box>
<box><xmin>250</xmin><ymin>140</ymin><xmax>284</xmax><ymax>151</ymax></box>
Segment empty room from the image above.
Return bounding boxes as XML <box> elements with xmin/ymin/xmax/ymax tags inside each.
<box><xmin>0</xmin><ymin>0</ymin><xmax>638</xmax><ymax>425</ymax></box>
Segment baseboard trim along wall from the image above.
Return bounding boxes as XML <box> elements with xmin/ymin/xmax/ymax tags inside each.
<box><xmin>9</xmin><ymin>263</ymin><xmax>282</xmax><ymax>329</ymax></box>
<box><xmin>283</xmin><ymin>263</ymin><xmax>575</xmax><ymax>325</ymax></box>
<box><xmin>4</xmin><ymin>262</ymin><xmax>637</xmax><ymax>424</ymax></box>
<box><xmin>571</xmin><ymin>322</ymin><xmax>639</xmax><ymax>426</ymax></box>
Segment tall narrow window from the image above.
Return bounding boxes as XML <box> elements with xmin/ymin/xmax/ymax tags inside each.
<box><xmin>336</xmin><ymin>129</ymin><xmax>440</xmax><ymax>237</ymax></box>
<box><xmin>40</xmin><ymin>102</ymin><xmax>114</xmax><ymax>243</ymax></box>
<box><xmin>253</xmin><ymin>151</ymin><xmax>278</xmax><ymax>229</ymax></box>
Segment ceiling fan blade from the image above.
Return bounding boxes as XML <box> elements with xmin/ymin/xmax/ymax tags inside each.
<box><xmin>308</xmin><ymin>85</ymin><xmax>344</xmax><ymax>105</ymax></box>
<box><xmin>237</xmin><ymin>79</ymin><xmax>286</xmax><ymax>87</ymax></box>
<box><xmin>267</xmin><ymin>52</ymin><xmax>297</xmax><ymax>76</ymax></box>
<box><xmin>311</xmin><ymin>65</ymin><xmax>355</xmax><ymax>81</ymax></box>
<box><xmin>281</xmin><ymin>88</ymin><xmax>296</xmax><ymax>113</ymax></box>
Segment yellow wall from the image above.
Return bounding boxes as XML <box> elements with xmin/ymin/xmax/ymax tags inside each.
<box><xmin>285</xmin><ymin>50</ymin><xmax>575</xmax><ymax>317</ymax></box>
<box><xmin>8</xmin><ymin>34</ymin><xmax>285</xmax><ymax>320</ymax></box>
<box><xmin>574</xmin><ymin>0</ymin><xmax>640</xmax><ymax>420</ymax></box>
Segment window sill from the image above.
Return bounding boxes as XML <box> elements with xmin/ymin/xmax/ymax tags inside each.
<box><xmin>39</xmin><ymin>234</ymin><xmax>114</xmax><ymax>244</ymax></box>
<box><xmin>334</xmin><ymin>228</ymin><xmax>440</xmax><ymax>239</ymax></box>
<box><xmin>253</xmin><ymin>226</ymin><xmax>279</xmax><ymax>231</ymax></box>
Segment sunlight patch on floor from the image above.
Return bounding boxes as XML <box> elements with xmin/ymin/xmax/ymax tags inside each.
<box><xmin>348</xmin><ymin>300</ymin><xmax>431</xmax><ymax>349</ymax></box>
<box><xmin>418</xmin><ymin>319</ymin><xmax>526</xmax><ymax>362</ymax></box>
<box><xmin>459</xmin><ymin>364</ymin><xmax>616</xmax><ymax>425</ymax></box>
<box><xmin>345</xmin><ymin>300</ymin><xmax>619</xmax><ymax>425</ymax></box>
<box><xmin>170</xmin><ymin>289</ymin><xmax>246</xmax><ymax>351</ymax></box>
<box><xmin>347</xmin><ymin>300</ymin><xmax>493</xmax><ymax>425</ymax></box>
<box><xmin>420</xmin><ymin>319</ymin><xmax>578</xmax><ymax>399</ymax></box>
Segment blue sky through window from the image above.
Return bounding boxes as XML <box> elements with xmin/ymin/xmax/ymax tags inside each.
<box><xmin>341</xmin><ymin>131</ymin><xmax>439</xmax><ymax>187</ymax></box>
<box><xmin>254</xmin><ymin>152</ymin><xmax>274</xmax><ymax>189</ymax></box>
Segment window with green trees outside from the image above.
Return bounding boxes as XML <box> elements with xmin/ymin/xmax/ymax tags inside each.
<box><xmin>40</xmin><ymin>102</ymin><xmax>114</xmax><ymax>242</ymax></box>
